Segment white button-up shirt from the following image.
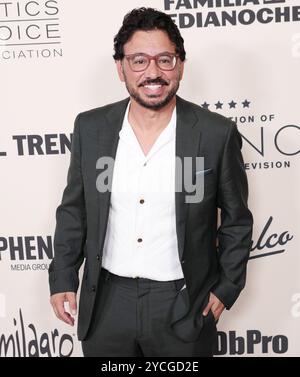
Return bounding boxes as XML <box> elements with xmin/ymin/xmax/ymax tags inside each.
<box><xmin>102</xmin><ymin>101</ymin><xmax>184</xmax><ymax>280</ymax></box>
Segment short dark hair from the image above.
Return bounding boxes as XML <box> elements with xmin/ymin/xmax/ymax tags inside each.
<box><xmin>113</xmin><ymin>7</ymin><xmax>186</xmax><ymax>62</ymax></box>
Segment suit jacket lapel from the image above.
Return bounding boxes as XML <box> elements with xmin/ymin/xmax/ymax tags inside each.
<box><xmin>96</xmin><ymin>97</ymin><xmax>130</xmax><ymax>252</ymax></box>
<box><xmin>175</xmin><ymin>95</ymin><xmax>202</xmax><ymax>261</ymax></box>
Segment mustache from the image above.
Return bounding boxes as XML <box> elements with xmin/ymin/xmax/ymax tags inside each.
<box><xmin>139</xmin><ymin>78</ymin><xmax>169</xmax><ymax>87</ymax></box>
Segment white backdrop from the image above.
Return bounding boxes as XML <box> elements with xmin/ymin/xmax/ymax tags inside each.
<box><xmin>0</xmin><ymin>0</ymin><xmax>299</xmax><ymax>357</ymax></box>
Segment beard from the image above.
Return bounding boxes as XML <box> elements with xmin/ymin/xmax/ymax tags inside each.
<box><xmin>124</xmin><ymin>76</ymin><xmax>180</xmax><ymax>111</ymax></box>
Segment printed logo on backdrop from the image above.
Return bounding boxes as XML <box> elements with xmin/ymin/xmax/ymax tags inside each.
<box><xmin>249</xmin><ymin>216</ymin><xmax>293</xmax><ymax>259</ymax></box>
<box><xmin>214</xmin><ymin>330</ymin><xmax>288</xmax><ymax>355</ymax></box>
<box><xmin>0</xmin><ymin>236</ymin><xmax>53</xmax><ymax>271</ymax></box>
<box><xmin>200</xmin><ymin>98</ymin><xmax>300</xmax><ymax>171</ymax></box>
<box><xmin>0</xmin><ymin>307</ymin><xmax>74</xmax><ymax>357</ymax></box>
<box><xmin>0</xmin><ymin>0</ymin><xmax>63</xmax><ymax>61</ymax></box>
<box><xmin>0</xmin><ymin>132</ymin><xmax>72</xmax><ymax>157</ymax></box>
<box><xmin>164</xmin><ymin>0</ymin><xmax>300</xmax><ymax>29</ymax></box>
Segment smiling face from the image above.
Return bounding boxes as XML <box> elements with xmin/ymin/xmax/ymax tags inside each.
<box><xmin>116</xmin><ymin>29</ymin><xmax>184</xmax><ymax>110</ymax></box>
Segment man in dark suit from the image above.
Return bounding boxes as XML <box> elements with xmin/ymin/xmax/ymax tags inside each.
<box><xmin>49</xmin><ymin>7</ymin><xmax>253</xmax><ymax>357</ymax></box>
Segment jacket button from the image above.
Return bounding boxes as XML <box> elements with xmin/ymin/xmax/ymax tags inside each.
<box><xmin>91</xmin><ymin>285</ymin><xmax>96</xmax><ymax>292</ymax></box>
<box><xmin>96</xmin><ymin>254</ymin><xmax>101</xmax><ymax>261</ymax></box>
<box><xmin>181</xmin><ymin>259</ymin><xmax>186</xmax><ymax>264</ymax></box>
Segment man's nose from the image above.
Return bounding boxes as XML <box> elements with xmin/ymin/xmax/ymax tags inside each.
<box><xmin>144</xmin><ymin>58</ymin><xmax>161</xmax><ymax>79</ymax></box>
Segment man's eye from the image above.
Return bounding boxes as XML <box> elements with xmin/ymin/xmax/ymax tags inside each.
<box><xmin>158</xmin><ymin>56</ymin><xmax>172</xmax><ymax>64</ymax></box>
<box><xmin>133</xmin><ymin>57</ymin><xmax>147</xmax><ymax>65</ymax></box>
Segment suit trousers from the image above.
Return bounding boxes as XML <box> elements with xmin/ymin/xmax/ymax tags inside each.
<box><xmin>81</xmin><ymin>267</ymin><xmax>216</xmax><ymax>357</ymax></box>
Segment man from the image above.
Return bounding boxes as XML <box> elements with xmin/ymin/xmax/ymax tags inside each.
<box><xmin>49</xmin><ymin>7</ymin><xmax>253</xmax><ymax>357</ymax></box>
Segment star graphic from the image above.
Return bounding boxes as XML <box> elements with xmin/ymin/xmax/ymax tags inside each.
<box><xmin>215</xmin><ymin>101</ymin><xmax>223</xmax><ymax>109</ymax></box>
<box><xmin>201</xmin><ymin>102</ymin><xmax>210</xmax><ymax>109</ymax></box>
<box><xmin>229</xmin><ymin>100</ymin><xmax>237</xmax><ymax>109</ymax></box>
<box><xmin>242</xmin><ymin>99</ymin><xmax>251</xmax><ymax>108</ymax></box>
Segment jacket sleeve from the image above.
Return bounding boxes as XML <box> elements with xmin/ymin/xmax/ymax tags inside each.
<box><xmin>48</xmin><ymin>113</ymin><xmax>87</xmax><ymax>295</ymax></box>
<box><xmin>212</xmin><ymin>121</ymin><xmax>253</xmax><ymax>309</ymax></box>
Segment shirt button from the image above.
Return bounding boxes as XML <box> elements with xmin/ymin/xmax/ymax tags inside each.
<box><xmin>143</xmin><ymin>162</ymin><xmax>147</xmax><ymax>166</ymax></box>
<box><xmin>137</xmin><ymin>238</ymin><xmax>143</xmax><ymax>243</ymax></box>
<box><xmin>139</xmin><ymin>199</ymin><xmax>145</xmax><ymax>204</ymax></box>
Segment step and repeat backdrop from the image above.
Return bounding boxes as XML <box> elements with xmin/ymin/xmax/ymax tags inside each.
<box><xmin>0</xmin><ymin>0</ymin><xmax>299</xmax><ymax>357</ymax></box>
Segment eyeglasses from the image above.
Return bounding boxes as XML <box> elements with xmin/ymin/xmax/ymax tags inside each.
<box><xmin>124</xmin><ymin>52</ymin><xmax>179</xmax><ymax>72</ymax></box>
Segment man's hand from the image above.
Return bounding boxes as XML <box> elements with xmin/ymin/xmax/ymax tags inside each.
<box><xmin>50</xmin><ymin>292</ymin><xmax>77</xmax><ymax>326</ymax></box>
<box><xmin>202</xmin><ymin>292</ymin><xmax>225</xmax><ymax>322</ymax></box>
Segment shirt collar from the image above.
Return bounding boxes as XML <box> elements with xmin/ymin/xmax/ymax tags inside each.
<box><xmin>119</xmin><ymin>100</ymin><xmax>177</xmax><ymax>161</ymax></box>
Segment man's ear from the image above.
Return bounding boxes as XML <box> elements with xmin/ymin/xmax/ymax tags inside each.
<box><xmin>116</xmin><ymin>60</ymin><xmax>125</xmax><ymax>82</ymax></box>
